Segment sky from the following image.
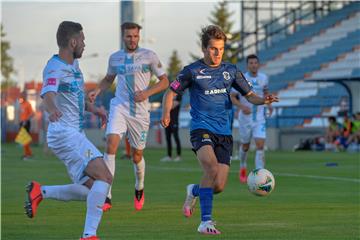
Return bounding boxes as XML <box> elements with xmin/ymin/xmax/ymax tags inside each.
<box><xmin>1</xmin><ymin>0</ymin><xmax>241</xmax><ymax>87</ymax></box>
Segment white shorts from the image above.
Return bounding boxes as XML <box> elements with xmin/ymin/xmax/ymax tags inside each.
<box><xmin>238</xmin><ymin>118</ymin><xmax>266</xmax><ymax>144</ymax></box>
<box><xmin>106</xmin><ymin>104</ymin><xmax>149</xmax><ymax>150</ymax></box>
<box><xmin>47</xmin><ymin>124</ymin><xmax>102</xmax><ymax>184</ymax></box>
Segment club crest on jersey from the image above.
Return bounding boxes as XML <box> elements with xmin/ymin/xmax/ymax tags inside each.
<box><xmin>202</xmin><ymin>134</ymin><xmax>209</xmax><ymax>139</ymax></box>
<box><xmin>202</xmin><ymin>133</ymin><xmax>212</xmax><ymax>143</ymax></box>
<box><xmin>223</xmin><ymin>71</ymin><xmax>230</xmax><ymax>80</ymax></box>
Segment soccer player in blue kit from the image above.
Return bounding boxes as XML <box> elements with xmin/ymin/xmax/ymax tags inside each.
<box><xmin>161</xmin><ymin>25</ymin><xmax>278</xmax><ymax>234</ymax></box>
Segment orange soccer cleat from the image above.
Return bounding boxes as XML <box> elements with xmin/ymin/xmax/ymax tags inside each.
<box><xmin>24</xmin><ymin>181</ymin><xmax>43</xmax><ymax>218</ymax></box>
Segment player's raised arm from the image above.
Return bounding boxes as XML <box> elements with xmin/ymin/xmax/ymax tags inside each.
<box><xmin>232</xmin><ymin>70</ymin><xmax>278</xmax><ymax>105</ymax></box>
<box><xmin>161</xmin><ymin>67</ymin><xmax>192</xmax><ymax>128</ymax></box>
<box><xmin>135</xmin><ymin>74</ymin><xmax>169</xmax><ymax>102</ymax></box>
<box><xmin>230</xmin><ymin>92</ymin><xmax>252</xmax><ymax>115</ymax></box>
<box><xmin>161</xmin><ymin>89</ymin><xmax>177</xmax><ymax>128</ymax></box>
<box><xmin>85</xmin><ymin>101</ymin><xmax>107</xmax><ymax>128</ymax></box>
<box><xmin>88</xmin><ymin>74</ymin><xmax>116</xmax><ymax>103</ymax></box>
<box><xmin>135</xmin><ymin>52</ymin><xmax>170</xmax><ymax>102</ymax></box>
<box><xmin>246</xmin><ymin>91</ymin><xmax>279</xmax><ymax>105</ymax></box>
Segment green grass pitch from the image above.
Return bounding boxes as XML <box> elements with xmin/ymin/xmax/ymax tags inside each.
<box><xmin>2</xmin><ymin>143</ymin><xmax>359</xmax><ymax>239</ymax></box>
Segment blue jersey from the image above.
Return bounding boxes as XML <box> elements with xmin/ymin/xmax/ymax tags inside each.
<box><xmin>170</xmin><ymin>60</ymin><xmax>252</xmax><ymax>135</ymax></box>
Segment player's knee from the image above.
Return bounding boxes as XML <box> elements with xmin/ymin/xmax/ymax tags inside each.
<box><xmin>106</xmin><ymin>142</ymin><xmax>118</xmax><ymax>154</ymax></box>
<box><xmin>106</xmin><ymin>138</ymin><xmax>118</xmax><ymax>154</ymax></box>
<box><xmin>101</xmin><ymin>171</ymin><xmax>113</xmax><ymax>185</ymax></box>
<box><xmin>205</xmin><ymin>166</ymin><xmax>218</xmax><ymax>180</ymax></box>
<box><xmin>256</xmin><ymin>143</ymin><xmax>264</xmax><ymax>150</ymax></box>
<box><xmin>132</xmin><ymin>149</ymin><xmax>143</xmax><ymax>164</ymax></box>
<box><xmin>213</xmin><ymin>183</ymin><xmax>225</xmax><ymax>194</ymax></box>
<box><xmin>242</xmin><ymin>144</ymin><xmax>250</xmax><ymax>152</ymax></box>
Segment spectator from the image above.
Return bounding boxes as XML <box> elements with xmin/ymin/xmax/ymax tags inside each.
<box><xmin>18</xmin><ymin>92</ymin><xmax>34</xmax><ymax>160</ymax></box>
<box><xmin>325</xmin><ymin>116</ymin><xmax>341</xmax><ymax>151</ymax></box>
<box><xmin>346</xmin><ymin>112</ymin><xmax>360</xmax><ymax>151</ymax></box>
<box><xmin>160</xmin><ymin>94</ymin><xmax>182</xmax><ymax>162</ymax></box>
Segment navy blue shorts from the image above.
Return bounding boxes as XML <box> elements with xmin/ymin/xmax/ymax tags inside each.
<box><xmin>190</xmin><ymin>129</ymin><xmax>233</xmax><ymax>166</ymax></box>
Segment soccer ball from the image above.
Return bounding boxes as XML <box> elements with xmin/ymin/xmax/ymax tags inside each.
<box><xmin>247</xmin><ymin>168</ymin><xmax>275</xmax><ymax>196</ymax></box>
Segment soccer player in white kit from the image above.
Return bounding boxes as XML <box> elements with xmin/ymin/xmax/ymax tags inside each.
<box><xmin>231</xmin><ymin>54</ymin><xmax>273</xmax><ymax>183</ymax></box>
<box><xmin>89</xmin><ymin>22</ymin><xmax>169</xmax><ymax>211</ymax></box>
<box><xmin>24</xmin><ymin>21</ymin><xmax>113</xmax><ymax>240</ymax></box>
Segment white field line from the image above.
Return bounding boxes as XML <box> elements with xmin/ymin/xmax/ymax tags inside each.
<box><xmin>147</xmin><ymin>166</ymin><xmax>360</xmax><ymax>183</ymax></box>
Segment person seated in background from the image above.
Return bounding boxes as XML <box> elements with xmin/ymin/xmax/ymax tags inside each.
<box><xmin>325</xmin><ymin>116</ymin><xmax>341</xmax><ymax>151</ymax></box>
<box><xmin>334</xmin><ymin>113</ymin><xmax>352</xmax><ymax>150</ymax></box>
<box><xmin>346</xmin><ymin>112</ymin><xmax>360</xmax><ymax>151</ymax></box>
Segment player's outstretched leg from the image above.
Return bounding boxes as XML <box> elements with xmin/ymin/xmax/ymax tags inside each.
<box><xmin>81</xmin><ymin>157</ymin><xmax>112</xmax><ymax>239</ymax></box>
<box><xmin>133</xmin><ymin>155</ymin><xmax>145</xmax><ymax>211</ymax></box>
<box><xmin>183</xmin><ymin>184</ymin><xmax>199</xmax><ymax>217</ymax></box>
<box><xmin>24</xmin><ymin>181</ymin><xmax>43</xmax><ymax>218</ymax></box>
<box><xmin>102</xmin><ymin>153</ymin><xmax>116</xmax><ymax>212</ymax></box>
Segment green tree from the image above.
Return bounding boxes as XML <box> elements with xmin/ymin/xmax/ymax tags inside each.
<box><xmin>167</xmin><ymin>50</ymin><xmax>182</xmax><ymax>82</ymax></box>
<box><xmin>1</xmin><ymin>24</ymin><xmax>16</xmax><ymax>89</ymax></box>
<box><xmin>191</xmin><ymin>1</ymin><xmax>240</xmax><ymax>64</ymax></box>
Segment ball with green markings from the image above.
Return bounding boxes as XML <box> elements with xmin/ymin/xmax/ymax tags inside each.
<box><xmin>247</xmin><ymin>168</ymin><xmax>275</xmax><ymax>196</ymax></box>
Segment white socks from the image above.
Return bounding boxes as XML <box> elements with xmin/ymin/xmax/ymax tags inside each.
<box><xmin>103</xmin><ymin>153</ymin><xmax>115</xmax><ymax>199</ymax></box>
<box><xmin>41</xmin><ymin>184</ymin><xmax>89</xmax><ymax>201</ymax></box>
<box><xmin>83</xmin><ymin>180</ymin><xmax>110</xmax><ymax>238</ymax></box>
<box><xmin>134</xmin><ymin>156</ymin><xmax>145</xmax><ymax>190</ymax></box>
<box><xmin>255</xmin><ymin>150</ymin><xmax>265</xmax><ymax>169</ymax></box>
<box><xmin>239</xmin><ymin>147</ymin><xmax>248</xmax><ymax>169</ymax></box>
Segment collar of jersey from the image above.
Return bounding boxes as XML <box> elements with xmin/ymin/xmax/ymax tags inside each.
<box><xmin>53</xmin><ymin>54</ymin><xmax>74</xmax><ymax>66</ymax></box>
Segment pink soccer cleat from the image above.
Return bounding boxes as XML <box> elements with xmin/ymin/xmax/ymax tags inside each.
<box><xmin>182</xmin><ymin>184</ymin><xmax>197</xmax><ymax>218</ymax></box>
<box><xmin>80</xmin><ymin>236</ymin><xmax>100</xmax><ymax>240</ymax></box>
<box><xmin>134</xmin><ymin>189</ymin><xmax>144</xmax><ymax>211</ymax></box>
<box><xmin>239</xmin><ymin>167</ymin><xmax>247</xmax><ymax>183</ymax></box>
<box><xmin>102</xmin><ymin>197</ymin><xmax>112</xmax><ymax>212</ymax></box>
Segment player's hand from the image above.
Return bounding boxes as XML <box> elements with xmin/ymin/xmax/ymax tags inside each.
<box><xmin>88</xmin><ymin>89</ymin><xmax>100</xmax><ymax>103</ymax></box>
<box><xmin>49</xmin><ymin>109</ymin><xmax>63</xmax><ymax>122</ymax></box>
<box><xmin>241</xmin><ymin>106</ymin><xmax>252</xmax><ymax>115</ymax></box>
<box><xmin>94</xmin><ymin>107</ymin><xmax>107</xmax><ymax>129</ymax></box>
<box><xmin>264</xmin><ymin>94</ymin><xmax>279</xmax><ymax>104</ymax></box>
<box><xmin>161</xmin><ymin>113</ymin><xmax>170</xmax><ymax>128</ymax></box>
<box><xmin>134</xmin><ymin>90</ymin><xmax>148</xmax><ymax>102</ymax></box>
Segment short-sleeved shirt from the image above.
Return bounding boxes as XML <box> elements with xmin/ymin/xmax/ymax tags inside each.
<box><xmin>238</xmin><ymin>72</ymin><xmax>269</xmax><ymax>122</ymax></box>
<box><xmin>20</xmin><ymin>100</ymin><xmax>34</xmax><ymax>121</ymax></box>
<box><xmin>170</xmin><ymin>60</ymin><xmax>252</xmax><ymax>135</ymax></box>
<box><xmin>41</xmin><ymin>55</ymin><xmax>85</xmax><ymax>131</ymax></box>
<box><xmin>107</xmin><ymin>48</ymin><xmax>166</xmax><ymax>119</ymax></box>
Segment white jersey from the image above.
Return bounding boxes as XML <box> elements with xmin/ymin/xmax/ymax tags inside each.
<box><xmin>238</xmin><ymin>72</ymin><xmax>269</xmax><ymax>123</ymax></box>
<box><xmin>41</xmin><ymin>55</ymin><xmax>85</xmax><ymax>131</ymax></box>
<box><xmin>107</xmin><ymin>48</ymin><xmax>166</xmax><ymax>119</ymax></box>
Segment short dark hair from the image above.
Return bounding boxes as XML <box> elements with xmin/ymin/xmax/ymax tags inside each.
<box><xmin>121</xmin><ymin>22</ymin><xmax>142</xmax><ymax>35</ymax></box>
<box><xmin>246</xmin><ymin>54</ymin><xmax>259</xmax><ymax>63</ymax></box>
<box><xmin>201</xmin><ymin>25</ymin><xmax>227</xmax><ymax>49</ymax></box>
<box><xmin>56</xmin><ymin>21</ymin><xmax>83</xmax><ymax>48</ymax></box>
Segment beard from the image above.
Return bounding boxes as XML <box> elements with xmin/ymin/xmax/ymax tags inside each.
<box><xmin>125</xmin><ymin>42</ymin><xmax>138</xmax><ymax>52</ymax></box>
<box><xmin>73</xmin><ymin>50</ymin><xmax>82</xmax><ymax>59</ymax></box>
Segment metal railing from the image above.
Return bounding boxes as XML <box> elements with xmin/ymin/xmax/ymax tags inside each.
<box><xmin>234</xmin><ymin>1</ymin><xmax>351</xmax><ymax>61</ymax></box>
